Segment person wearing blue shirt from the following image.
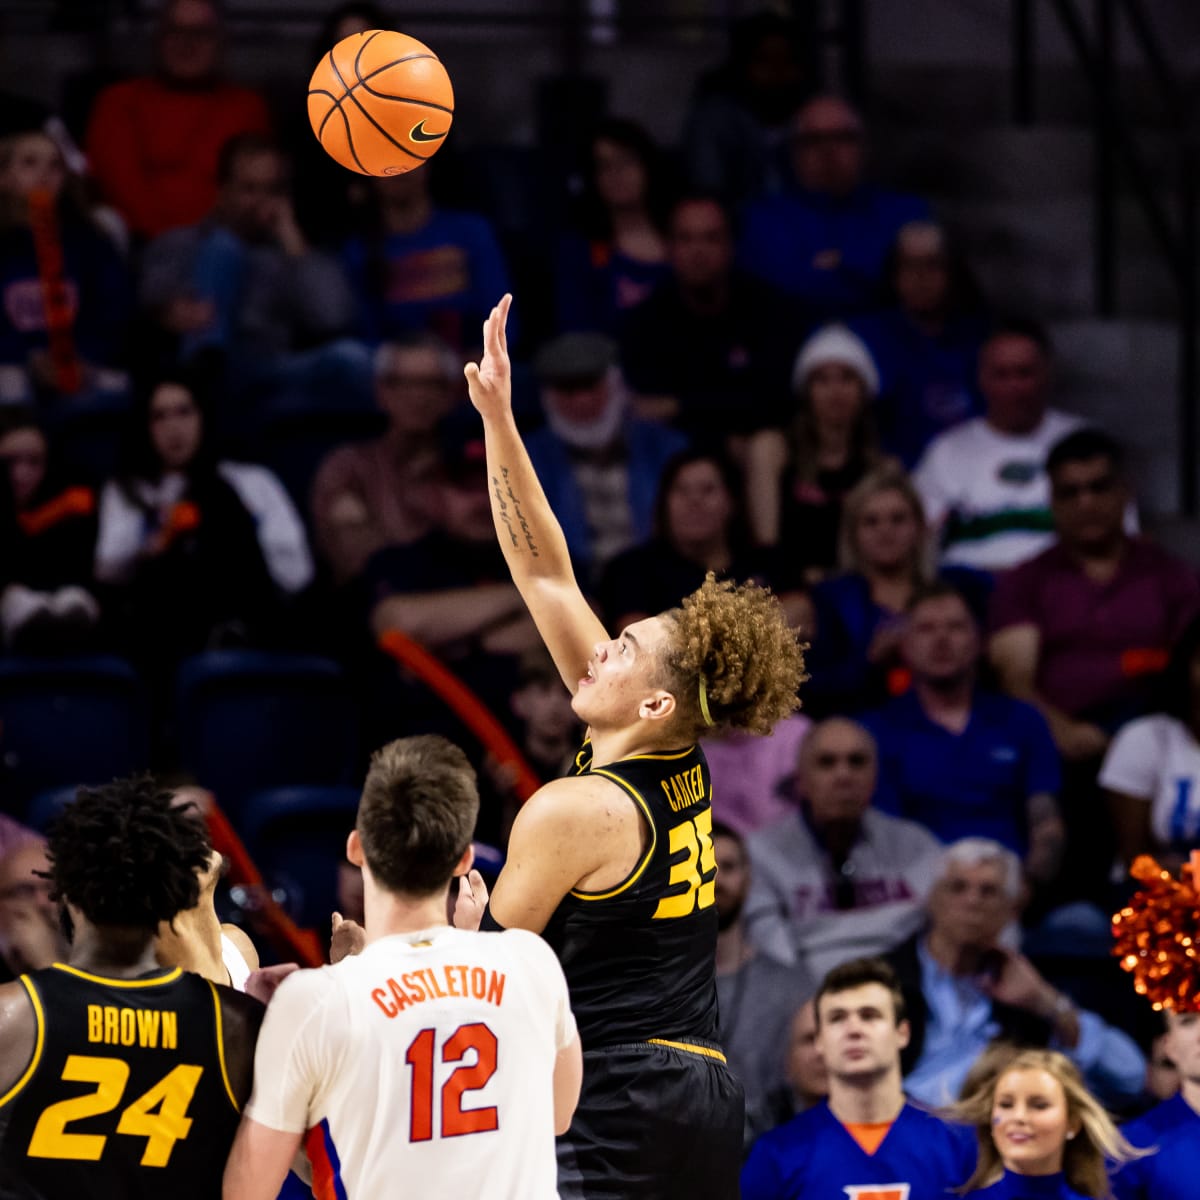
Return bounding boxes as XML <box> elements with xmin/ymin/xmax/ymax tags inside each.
<box><xmin>952</xmin><ymin>1048</ymin><xmax>1148</xmax><ymax>1199</ymax></box>
<box><xmin>863</xmin><ymin>582</ymin><xmax>1065</xmax><ymax>888</ymax></box>
<box><xmin>1113</xmin><ymin>1009</ymin><xmax>1200</xmax><ymax>1200</ymax></box>
<box><xmin>890</xmin><ymin>840</ymin><xmax>1146</xmax><ymax>1111</ymax></box>
<box><xmin>850</xmin><ymin>221</ymin><xmax>988</xmax><ymax>467</ymax></box>
<box><xmin>341</xmin><ymin>166</ymin><xmax>513</xmax><ymax>352</ymax></box>
<box><xmin>738</xmin><ymin>95</ymin><xmax>930</xmax><ymax>318</ymax></box>
<box><xmin>743</xmin><ymin>956</ymin><xmax>974</xmax><ymax>1200</ymax></box>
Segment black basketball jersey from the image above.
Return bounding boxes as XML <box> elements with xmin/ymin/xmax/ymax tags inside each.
<box><xmin>0</xmin><ymin>964</ymin><xmax>242</xmax><ymax>1200</ymax></box>
<box><xmin>542</xmin><ymin>741</ymin><xmax>720</xmax><ymax>1049</ymax></box>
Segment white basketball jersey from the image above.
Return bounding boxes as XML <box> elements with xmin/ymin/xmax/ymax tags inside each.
<box><xmin>245</xmin><ymin>926</ymin><xmax>576</xmax><ymax>1199</ymax></box>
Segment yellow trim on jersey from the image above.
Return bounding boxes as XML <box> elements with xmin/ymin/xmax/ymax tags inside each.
<box><xmin>619</xmin><ymin>746</ymin><xmax>696</xmax><ymax>763</ymax></box>
<box><xmin>569</xmin><ymin>769</ymin><xmax>657</xmax><ymax>901</ymax></box>
<box><xmin>51</xmin><ymin>964</ymin><xmax>183</xmax><ymax>989</ymax></box>
<box><xmin>647</xmin><ymin>1038</ymin><xmax>727</xmax><ymax>1063</ymax></box>
<box><xmin>208</xmin><ymin>981</ymin><xmax>240</xmax><ymax>1112</ymax></box>
<box><xmin>0</xmin><ymin>976</ymin><xmax>45</xmax><ymax>1108</ymax></box>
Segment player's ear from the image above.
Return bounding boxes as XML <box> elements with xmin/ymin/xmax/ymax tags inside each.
<box><xmin>638</xmin><ymin>689</ymin><xmax>676</xmax><ymax>722</ymax></box>
<box><xmin>346</xmin><ymin>829</ymin><xmax>364</xmax><ymax>867</ymax></box>
<box><xmin>452</xmin><ymin>843</ymin><xmax>475</xmax><ymax>877</ymax></box>
<box><xmin>895</xmin><ymin>1017</ymin><xmax>911</xmax><ymax>1052</ymax></box>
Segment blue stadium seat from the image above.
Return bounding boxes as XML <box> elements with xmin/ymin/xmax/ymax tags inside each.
<box><xmin>25</xmin><ymin>786</ymin><xmax>81</xmax><ymax>832</ymax></box>
<box><xmin>175</xmin><ymin>651</ymin><xmax>358</xmax><ymax>820</ymax></box>
<box><xmin>0</xmin><ymin>657</ymin><xmax>148</xmax><ymax>811</ymax></box>
<box><xmin>239</xmin><ymin>786</ymin><xmax>361</xmax><ymax>929</ymax></box>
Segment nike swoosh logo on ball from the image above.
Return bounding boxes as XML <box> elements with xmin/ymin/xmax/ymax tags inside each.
<box><xmin>410</xmin><ymin>120</ymin><xmax>447</xmax><ymax>143</ymax></box>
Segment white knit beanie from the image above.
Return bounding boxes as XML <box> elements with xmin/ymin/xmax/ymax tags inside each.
<box><xmin>791</xmin><ymin>324</ymin><xmax>880</xmax><ymax>397</ymax></box>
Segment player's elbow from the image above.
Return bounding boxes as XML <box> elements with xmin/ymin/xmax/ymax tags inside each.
<box><xmin>553</xmin><ymin>1034</ymin><xmax>583</xmax><ymax>1135</ymax></box>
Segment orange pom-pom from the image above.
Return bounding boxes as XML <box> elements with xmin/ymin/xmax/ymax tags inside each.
<box><xmin>1112</xmin><ymin>852</ymin><xmax>1200</xmax><ymax>1011</ymax></box>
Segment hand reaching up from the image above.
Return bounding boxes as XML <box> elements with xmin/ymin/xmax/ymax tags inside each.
<box><xmin>464</xmin><ymin>294</ymin><xmax>513</xmax><ymax>421</ymax></box>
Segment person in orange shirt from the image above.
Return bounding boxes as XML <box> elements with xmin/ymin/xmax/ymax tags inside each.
<box><xmin>85</xmin><ymin>0</ymin><xmax>270</xmax><ymax>241</ymax></box>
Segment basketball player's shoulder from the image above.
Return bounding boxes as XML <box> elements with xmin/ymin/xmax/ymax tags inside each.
<box><xmin>520</xmin><ymin>774</ymin><xmax>627</xmax><ymax>835</ymax></box>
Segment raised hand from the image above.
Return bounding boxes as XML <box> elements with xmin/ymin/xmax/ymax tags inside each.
<box><xmin>330</xmin><ymin>911</ymin><xmax>366</xmax><ymax>963</ymax></box>
<box><xmin>451</xmin><ymin>870</ymin><xmax>490</xmax><ymax>932</ymax></box>
<box><xmin>463</xmin><ymin>294</ymin><xmax>512</xmax><ymax>420</ymax></box>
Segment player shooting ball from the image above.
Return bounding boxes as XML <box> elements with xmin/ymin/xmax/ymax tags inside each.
<box><xmin>454</xmin><ymin>293</ymin><xmax>806</xmax><ymax>1200</ymax></box>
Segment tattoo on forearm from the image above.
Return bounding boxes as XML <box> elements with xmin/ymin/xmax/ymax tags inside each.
<box><xmin>492</xmin><ymin>466</ymin><xmax>539</xmax><ymax>557</ymax></box>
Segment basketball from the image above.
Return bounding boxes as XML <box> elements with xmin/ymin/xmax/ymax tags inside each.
<box><xmin>307</xmin><ymin>29</ymin><xmax>454</xmax><ymax>177</ymax></box>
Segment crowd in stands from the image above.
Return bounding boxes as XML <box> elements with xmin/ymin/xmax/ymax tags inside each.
<box><xmin>1</xmin><ymin>1</ymin><xmax>1198</xmax><ymax>1193</ymax></box>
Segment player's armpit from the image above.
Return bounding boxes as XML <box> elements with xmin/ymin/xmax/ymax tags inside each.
<box><xmin>222</xmin><ymin>1117</ymin><xmax>302</xmax><ymax>1200</ymax></box>
<box><xmin>488</xmin><ymin>778</ymin><xmax>624</xmax><ymax>934</ymax></box>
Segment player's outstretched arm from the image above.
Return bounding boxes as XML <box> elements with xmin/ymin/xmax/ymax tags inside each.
<box><xmin>466</xmin><ymin>294</ymin><xmax>607</xmax><ymax>693</ymax></box>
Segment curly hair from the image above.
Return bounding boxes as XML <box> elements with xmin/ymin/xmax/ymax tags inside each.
<box><xmin>660</xmin><ymin>574</ymin><xmax>806</xmax><ymax>740</ymax></box>
<box><xmin>47</xmin><ymin>776</ymin><xmax>212</xmax><ymax>932</ymax></box>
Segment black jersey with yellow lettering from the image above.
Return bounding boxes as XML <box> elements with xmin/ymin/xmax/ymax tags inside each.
<box><xmin>542</xmin><ymin>741</ymin><xmax>720</xmax><ymax>1049</ymax></box>
<box><xmin>0</xmin><ymin>964</ymin><xmax>242</xmax><ymax>1200</ymax></box>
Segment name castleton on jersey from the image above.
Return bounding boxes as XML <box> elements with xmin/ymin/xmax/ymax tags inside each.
<box><xmin>542</xmin><ymin>741</ymin><xmax>720</xmax><ymax>1049</ymax></box>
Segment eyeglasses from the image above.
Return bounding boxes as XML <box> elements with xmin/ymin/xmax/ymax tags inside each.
<box><xmin>1052</xmin><ymin>474</ymin><xmax>1118</xmax><ymax>501</ymax></box>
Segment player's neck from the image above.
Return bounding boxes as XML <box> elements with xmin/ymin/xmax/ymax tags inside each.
<box><xmin>364</xmin><ymin>884</ymin><xmax>451</xmax><ymax>943</ymax></box>
<box><xmin>1182</xmin><ymin>1077</ymin><xmax>1200</xmax><ymax>1116</ymax></box>
<box><xmin>587</xmin><ymin>724</ymin><xmax>687</xmax><ymax>769</ymax></box>
<box><xmin>69</xmin><ymin>924</ymin><xmax>164</xmax><ymax>979</ymax></box>
<box><xmin>827</xmin><ymin>1070</ymin><xmax>905</xmax><ymax>1126</ymax></box>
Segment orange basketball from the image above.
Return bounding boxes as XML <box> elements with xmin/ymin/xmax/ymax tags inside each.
<box><xmin>307</xmin><ymin>29</ymin><xmax>454</xmax><ymax>176</ymax></box>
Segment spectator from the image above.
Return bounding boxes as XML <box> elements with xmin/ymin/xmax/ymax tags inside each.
<box><xmin>524</xmin><ymin>331</ymin><xmax>686</xmax><ymax>585</ymax></box>
<box><xmin>139</xmin><ymin>133</ymin><xmax>367</xmax><ymax>415</ymax></box>
<box><xmin>555</xmin><ymin>118</ymin><xmax>670</xmax><ymax>335</ymax></box>
<box><xmin>290</xmin><ymin>2</ymin><xmax>383</xmax><ymax>246</ymax></box>
<box><xmin>366</xmin><ymin>425</ymin><xmax>539</xmax><ymax>726</ymax></box>
<box><xmin>704</xmin><ymin>712</ymin><xmax>812</xmax><ymax>837</ymax></box>
<box><xmin>890</xmin><ymin>839</ymin><xmax>1146</xmax><ymax>1110</ymax></box>
<box><xmin>805</xmin><ymin>465</ymin><xmax>988</xmax><ymax>715</ymax></box>
<box><xmin>865</xmin><ymin>582</ymin><xmax>1065</xmax><ymax>888</ymax></box>
<box><xmin>0</xmin><ymin>128</ymin><xmax>130</xmax><ymax>405</ymax></box>
<box><xmin>952</xmin><ymin>1049</ymin><xmax>1146</xmax><ymax>1199</ymax></box>
<box><xmin>1101</xmin><ymin>615</ymin><xmax>1200</xmax><ymax>876</ymax></box>
<box><xmin>713</xmin><ymin>821</ymin><xmax>815</xmax><ymax>1146</ymax></box>
<box><xmin>85</xmin><ymin>0</ymin><xmax>271</xmax><ymax>241</ymax></box>
<box><xmin>745</xmin><ymin>323</ymin><xmax>888</xmax><ymax>578</ymax></box>
<box><xmin>755</xmin><ymin>999</ymin><xmax>829</xmax><ymax>1133</ymax></box>
<box><xmin>598</xmin><ymin>447</ymin><xmax>807</xmax><ymax>633</ymax></box>
<box><xmin>341</xmin><ymin>162</ymin><xmax>512</xmax><ymax>352</ymax></box>
<box><xmin>738</xmin><ymin>95</ymin><xmax>931</xmax><ymax>316</ymax></box>
<box><xmin>913</xmin><ymin>319</ymin><xmax>1088</xmax><ymax>572</ymax></box>
<box><xmin>991</xmin><ymin>429</ymin><xmax>1199</xmax><ymax>901</ymax></box>
<box><xmin>742</xmin><ymin>957</ymin><xmax>974</xmax><ymax>1199</ymax></box>
<box><xmin>0</xmin><ymin>408</ymin><xmax>101</xmax><ymax>653</ymax></box>
<box><xmin>852</xmin><ymin>220</ymin><xmax>989</xmax><ymax>467</ymax></box>
<box><xmin>506</xmin><ymin>647</ymin><xmax>583</xmax><ymax>784</ymax></box>
<box><xmin>0</xmin><ymin>839</ymin><xmax>65</xmax><ymax>980</ymax></box>
<box><xmin>619</xmin><ymin>194</ymin><xmax>804</xmax><ymax>439</ymax></box>
<box><xmin>682</xmin><ymin>11</ymin><xmax>809</xmax><ymax>209</ymax></box>
<box><xmin>310</xmin><ymin>333</ymin><xmax>458</xmax><ymax>584</ymax></box>
<box><xmin>744</xmin><ymin>717</ymin><xmax>943</xmax><ymax>981</ymax></box>
<box><xmin>1115</xmin><ymin>1008</ymin><xmax>1200</xmax><ymax>1200</ymax></box>
<box><xmin>95</xmin><ymin>373</ymin><xmax>312</xmax><ymax>668</ymax></box>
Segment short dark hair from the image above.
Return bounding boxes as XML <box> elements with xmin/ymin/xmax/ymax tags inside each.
<box><xmin>984</xmin><ymin>316</ymin><xmax>1052</xmax><ymax>357</ymax></box>
<box><xmin>814</xmin><ymin>957</ymin><xmax>906</xmax><ymax>1028</ymax></box>
<box><xmin>710</xmin><ymin>819</ymin><xmax>742</xmax><ymax>846</ymax></box>
<box><xmin>47</xmin><ymin>776</ymin><xmax>211</xmax><ymax>931</ymax></box>
<box><xmin>357</xmin><ymin>736</ymin><xmax>479</xmax><ymax>895</ymax></box>
<box><xmin>1045</xmin><ymin>426</ymin><xmax>1124</xmax><ymax>477</ymax></box>
<box><xmin>217</xmin><ymin>132</ymin><xmax>284</xmax><ymax>185</ymax></box>
<box><xmin>906</xmin><ymin>578</ymin><xmax>974</xmax><ymax>620</ymax></box>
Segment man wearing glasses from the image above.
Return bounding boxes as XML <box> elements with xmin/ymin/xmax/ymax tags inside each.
<box><xmin>738</xmin><ymin>94</ymin><xmax>931</xmax><ymax>315</ymax></box>
<box><xmin>742</xmin><ymin>716</ymin><xmax>943</xmax><ymax>982</ymax></box>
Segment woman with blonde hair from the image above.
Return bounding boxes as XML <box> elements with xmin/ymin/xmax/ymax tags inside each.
<box><xmin>952</xmin><ymin>1048</ymin><xmax>1148</xmax><ymax>1198</ymax></box>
